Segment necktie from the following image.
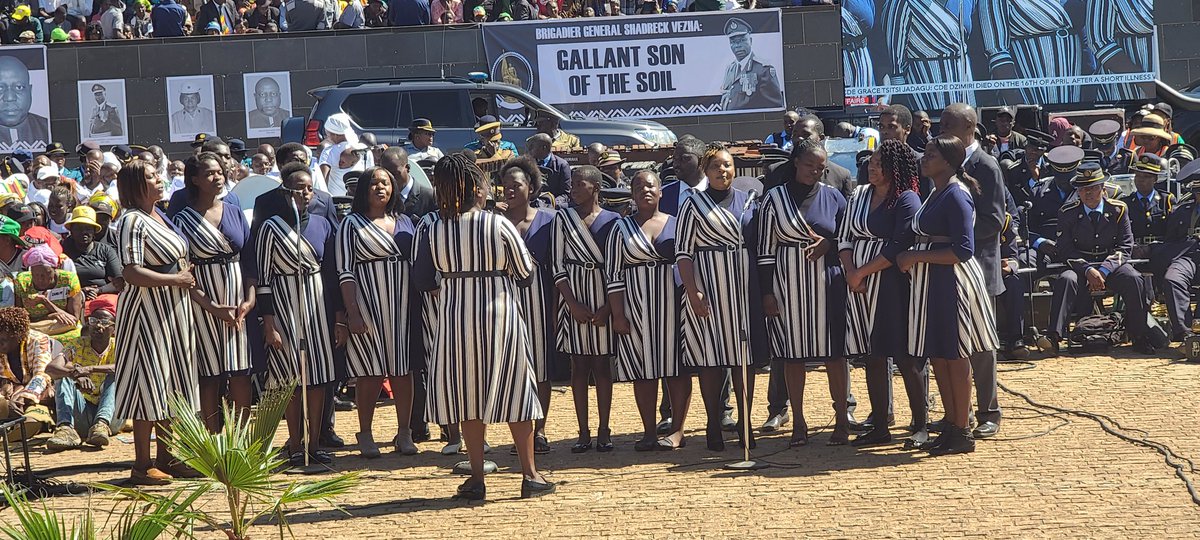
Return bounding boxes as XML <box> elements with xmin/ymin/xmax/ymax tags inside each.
<box><xmin>1090</xmin><ymin>210</ymin><xmax>1101</xmax><ymax>228</ymax></box>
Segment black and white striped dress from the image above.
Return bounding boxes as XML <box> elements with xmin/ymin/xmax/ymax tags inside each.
<box><xmin>335</xmin><ymin>212</ymin><xmax>415</xmax><ymax>378</ymax></box>
<box><xmin>757</xmin><ymin>182</ymin><xmax>847</xmax><ymax>361</ymax></box>
<box><xmin>676</xmin><ymin>189</ymin><xmax>752</xmax><ymax>368</ymax></box>
<box><xmin>838</xmin><ymin>186</ymin><xmax>920</xmax><ymax>356</ymax></box>
<box><xmin>908</xmin><ymin>180</ymin><xmax>1000</xmax><ymax>358</ymax></box>
<box><xmin>979</xmin><ymin>0</ymin><xmax>1082</xmax><ymax>104</ymax></box>
<box><xmin>883</xmin><ymin>0</ymin><xmax>974</xmax><ymax>111</ymax></box>
<box><xmin>254</xmin><ymin>216</ymin><xmax>337</xmax><ymax>389</ymax></box>
<box><xmin>514</xmin><ymin>208</ymin><xmax>558</xmax><ymax>382</ymax></box>
<box><xmin>413</xmin><ymin>211</ymin><xmax>542</xmax><ymax>425</ymax></box>
<box><xmin>113</xmin><ymin>209</ymin><xmax>198</xmax><ymax>422</ymax></box>
<box><xmin>1086</xmin><ymin>0</ymin><xmax>1154</xmax><ymax>102</ymax></box>
<box><xmin>413</xmin><ymin>213</ymin><xmax>440</xmax><ymax>363</ymax></box>
<box><xmin>173</xmin><ymin>203</ymin><xmax>252</xmax><ymax>377</ymax></box>
<box><xmin>551</xmin><ymin>207</ymin><xmax>620</xmax><ymax>357</ymax></box>
<box><xmin>604</xmin><ymin>215</ymin><xmax>679</xmax><ymax>382</ymax></box>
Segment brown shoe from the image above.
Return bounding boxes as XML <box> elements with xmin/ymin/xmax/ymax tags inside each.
<box><xmin>156</xmin><ymin>459</ymin><xmax>203</xmax><ymax>479</ymax></box>
<box><xmin>130</xmin><ymin>467</ymin><xmax>172</xmax><ymax>486</ymax></box>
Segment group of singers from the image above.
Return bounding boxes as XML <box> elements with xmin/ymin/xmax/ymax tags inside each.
<box><xmin>110</xmin><ymin>99</ymin><xmax>1199</xmax><ymax>502</ymax></box>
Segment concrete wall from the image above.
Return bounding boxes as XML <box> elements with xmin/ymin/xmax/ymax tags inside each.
<box><xmin>1156</xmin><ymin>0</ymin><xmax>1200</xmax><ymax>89</ymax></box>
<box><xmin>44</xmin><ymin>6</ymin><xmax>844</xmax><ymax>156</ymax></box>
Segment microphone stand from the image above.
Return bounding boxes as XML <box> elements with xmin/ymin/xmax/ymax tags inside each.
<box><xmin>726</xmin><ymin>189</ymin><xmax>767</xmax><ymax>472</ymax></box>
<box><xmin>291</xmin><ymin>197</ymin><xmax>312</xmax><ymax>469</ymax></box>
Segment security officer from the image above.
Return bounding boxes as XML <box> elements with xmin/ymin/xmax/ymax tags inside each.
<box><xmin>1156</xmin><ymin>160</ymin><xmax>1200</xmax><ymax>342</ymax></box>
<box><xmin>719</xmin><ymin>17</ymin><xmax>783</xmax><ymax>111</ymax></box>
<box><xmin>1043</xmin><ymin>164</ymin><xmax>1154</xmax><ymax>355</ymax></box>
<box><xmin>1121</xmin><ymin>154</ymin><xmax>1174</xmax><ymax>246</ymax></box>
<box><xmin>998</xmin><ymin>189</ymin><xmax>1030</xmax><ymax>359</ymax></box>
<box><xmin>999</xmin><ymin>129</ymin><xmax>1053</xmax><ymax>208</ymax></box>
<box><xmin>1089</xmin><ymin>119</ymin><xmax>1134</xmax><ymax>174</ymax></box>
<box><xmin>1166</xmin><ymin>143</ymin><xmax>1196</xmax><ymax>179</ymax></box>
<box><xmin>1025</xmin><ymin>145</ymin><xmax>1085</xmax><ymax>265</ymax></box>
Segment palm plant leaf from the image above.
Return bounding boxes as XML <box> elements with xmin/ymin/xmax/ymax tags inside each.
<box><xmin>93</xmin><ymin>483</ymin><xmax>217</xmax><ymax>535</ymax></box>
<box><xmin>249</xmin><ymin>380</ymin><xmax>296</xmax><ymax>449</ymax></box>
<box><xmin>0</xmin><ymin>483</ymin><xmax>90</xmax><ymax>540</ymax></box>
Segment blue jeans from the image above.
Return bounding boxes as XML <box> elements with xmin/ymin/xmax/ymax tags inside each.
<box><xmin>54</xmin><ymin>376</ymin><xmax>120</xmax><ymax>436</ymax></box>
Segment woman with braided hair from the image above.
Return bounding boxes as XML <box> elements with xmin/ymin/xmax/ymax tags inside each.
<box><xmin>838</xmin><ymin>139</ymin><xmax>929</xmax><ymax>449</ymax></box>
<box><xmin>412</xmin><ymin>153</ymin><xmax>554</xmax><ymax>501</ymax></box>
<box><xmin>676</xmin><ymin>144</ymin><xmax>757</xmax><ymax>451</ymax></box>
<box><xmin>758</xmin><ymin>139</ymin><xmax>851</xmax><ymax>447</ymax></box>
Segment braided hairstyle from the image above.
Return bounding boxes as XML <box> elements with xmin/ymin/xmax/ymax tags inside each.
<box><xmin>433</xmin><ymin>153</ymin><xmax>486</xmax><ymax>219</ymax></box>
<box><xmin>700</xmin><ymin>142</ymin><xmax>729</xmax><ymax>172</ymax></box>
<box><xmin>876</xmin><ymin>139</ymin><xmax>920</xmax><ymax>208</ymax></box>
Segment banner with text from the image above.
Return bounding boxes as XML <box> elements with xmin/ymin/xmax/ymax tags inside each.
<box><xmin>482</xmin><ymin>10</ymin><xmax>786</xmax><ymax>120</ymax></box>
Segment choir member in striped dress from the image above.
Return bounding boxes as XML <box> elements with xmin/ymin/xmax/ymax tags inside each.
<box><xmin>412</xmin><ymin>154</ymin><xmax>553</xmax><ymax>501</ymax></box>
<box><xmin>500</xmin><ymin>157</ymin><xmax>559</xmax><ymax>454</ymax></box>
<box><xmin>173</xmin><ymin>152</ymin><xmax>254</xmax><ymax>432</ymax></box>
<box><xmin>552</xmin><ymin>165</ymin><xmax>620</xmax><ymax>454</ymax></box>
<box><xmin>252</xmin><ymin>163</ymin><xmax>339</xmax><ymax>467</ymax></box>
<box><xmin>838</xmin><ymin>140</ymin><xmax>929</xmax><ymax>449</ymax></box>
<box><xmin>758</xmin><ymin>140</ymin><xmax>851</xmax><ymax>447</ymax></box>
<box><xmin>896</xmin><ymin>135</ymin><xmax>1000</xmax><ymax>456</ymax></box>
<box><xmin>336</xmin><ymin>166</ymin><xmax>419</xmax><ymax>458</ymax></box>
<box><xmin>677</xmin><ymin>145</ymin><xmax>756</xmax><ymax>452</ymax></box>
<box><xmin>606</xmin><ymin>170</ymin><xmax>688</xmax><ymax>451</ymax></box>
<box><xmin>112</xmin><ymin>159</ymin><xmax>199</xmax><ymax>485</ymax></box>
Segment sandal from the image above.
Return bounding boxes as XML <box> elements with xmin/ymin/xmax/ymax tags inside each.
<box><xmin>634</xmin><ymin>436</ymin><xmax>656</xmax><ymax>452</ymax></box>
<box><xmin>570</xmin><ymin>430</ymin><xmax>592</xmax><ymax>454</ymax></box>
<box><xmin>156</xmin><ymin>458</ymin><xmax>202</xmax><ymax>479</ymax></box>
<box><xmin>596</xmin><ymin>428</ymin><xmax>614</xmax><ymax>453</ymax></box>
<box><xmin>655</xmin><ymin>432</ymin><xmax>686</xmax><ymax>451</ymax></box>
<box><xmin>534</xmin><ymin>434</ymin><xmax>551</xmax><ymax>454</ymax></box>
<box><xmin>788</xmin><ymin>423</ymin><xmax>809</xmax><ymax>448</ymax></box>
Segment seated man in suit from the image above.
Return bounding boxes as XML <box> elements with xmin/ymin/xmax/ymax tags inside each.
<box><xmin>1043</xmin><ymin>164</ymin><xmax>1154</xmax><ymax>355</ymax></box>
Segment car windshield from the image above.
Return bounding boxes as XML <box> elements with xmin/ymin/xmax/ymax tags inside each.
<box><xmin>825</xmin><ymin>137</ymin><xmax>869</xmax><ymax>174</ymax></box>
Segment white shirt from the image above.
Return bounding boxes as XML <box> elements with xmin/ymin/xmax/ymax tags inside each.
<box><xmin>963</xmin><ymin>141</ymin><xmax>980</xmax><ymax>168</ymax></box>
<box><xmin>405</xmin><ymin>144</ymin><xmax>444</xmax><ymax>164</ymax></box>
<box><xmin>679</xmin><ymin>175</ymin><xmax>709</xmax><ymax>210</ymax></box>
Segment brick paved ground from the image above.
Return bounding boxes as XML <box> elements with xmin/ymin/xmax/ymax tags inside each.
<box><xmin>5</xmin><ymin>352</ymin><xmax>1200</xmax><ymax>538</ymax></box>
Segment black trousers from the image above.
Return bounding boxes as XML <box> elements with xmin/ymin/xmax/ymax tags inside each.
<box><xmin>863</xmin><ymin>355</ymin><xmax>928</xmax><ymax>430</ymax></box>
<box><xmin>997</xmin><ymin>271</ymin><xmax>1029</xmax><ymax>345</ymax></box>
<box><xmin>1049</xmin><ymin>264</ymin><xmax>1152</xmax><ymax>340</ymax></box>
<box><xmin>1163</xmin><ymin>257</ymin><xmax>1196</xmax><ymax>340</ymax></box>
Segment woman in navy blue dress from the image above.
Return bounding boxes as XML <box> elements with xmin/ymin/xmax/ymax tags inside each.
<box><xmin>499</xmin><ymin>157</ymin><xmax>559</xmax><ymax>453</ymax></box>
<box><xmin>838</xmin><ymin>140</ymin><xmax>929</xmax><ymax>448</ymax></box>
<box><xmin>552</xmin><ymin>165</ymin><xmax>620</xmax><ymax>454</ymax></box>
<box><xmin>173</xmin><ymin>152</ymin><xmax>255</xmax><ymax>433</ymax></box>
<box><xmin>758</xmin><ymin>140</ymin><xmax>851</xmax><ymax>447</ymax></box>
<box><xmin>896</xmin><ymin>135</ymin><xmax>1000</xmax><ymax>456</ymax></box>
<box><xmin>606</xmin><ymin>170</ymin><xmax>687</xmax><ymax>451</ymax></box>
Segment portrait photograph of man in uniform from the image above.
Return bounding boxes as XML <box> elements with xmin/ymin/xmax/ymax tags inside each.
<box><xmin>77</xmin><ymin>80</ymin><xmax>127</xmax><ymax>145</ymax></box>
<box><xmin>245</xmin><ymin>72</ymin><xmax>292</xmax><ymax>138</ymax></box>
<box><xmin>167</xmin><ymin>75</ymin><xmax>216</xmax><ymax>143</ymax></box>
<box><xmin>0</xmin><ymin>45</ymin><xmax>50</xmax><ymax>153</ymax></box>
<box><xmin>719</xmin><ymin>17</ymin><xmax>783</xmax><ymax>112</ymax></box>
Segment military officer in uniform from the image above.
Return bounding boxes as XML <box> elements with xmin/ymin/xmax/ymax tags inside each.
<box><xmin>1121</xmin><ymin>154</ymin><xmax>1174</xmax><ymax>246</ymax></box>
<box><xmin>1043</xmin><ymin>164</ymin><xmax>1155</xmax><ymax>354</ymax></box>
<box><xmin>1025</xmin><ymin>145</ymin><xmax>1086</xmax><ymax>267</ymax></box>
<box><xmin>533</xmin><ymin>111</ymin><xmax>581</xmax><ymax>152</ymax></box>
<box><xmin>999</xmin><ymin>129</ymin><xmax>1053</xmax><ymax>208</ymax></box>
<box><xmin>719</xmin><ymin>18</ymin><xmax>783</xmax><ymax>111</ymax></box>
<box><xmin>1156</xmin><ymin>161</ymin><xmax>1200</xmax><ymax>342</ymax></box>
<box><xmin>87</xmin><ymin>84</ymin><xmax>123</xmax><ymax>138</ymax></box>
<box><xmin>1089</xmin><ymin>119</ymin><xmax>1134</xmax><ymax>175</ymax></box>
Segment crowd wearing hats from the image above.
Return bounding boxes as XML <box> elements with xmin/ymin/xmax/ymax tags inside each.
<box><xmin>0</xmin><ymin>0</ymin><xmax>759</xmax><ymax>43</ymax></box>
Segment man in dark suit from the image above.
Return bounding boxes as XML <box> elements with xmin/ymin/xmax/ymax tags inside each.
<box><xmin>247</xmin><ymin>76</ymin><xmax>291</xmax><ymax>130</ymax></box>
<box><xmin>0</xmin><ymin>56</ymin><xmax>49</xmax><ymax>152</ymax></box>
<box><xmin>940</xmin><ymin>103</ymin><xmax>1006</xmax><ymax>438</ymax></box>
<box><xmin>1047</xmin><ymin>164</ymin><xmax>1154</xmax><ymax>353</ymax></box>
<box><xmin>764</xmin><ymin>116</ymin><xmax>854</xmax><ymax>200</ymax></box>
<box><xmin>659</xmin><ymin>136</ymin><xmax>707</xmax><ymax>217</ymax></box>
<box><xmin>380</xmin><ymin>147</ymin><xmax>435</xmax><ymax>221</ymax></box>
<box><xmin>719</xmin><ymin>17</ymin><xmax>783</xmax><ymax>111</ymax></box>
<box><xmin>525</xmin><ymin>133</ymin><xmax>571</xmax><ymax>198</ymax></box>
<box><xmin>1156</xmin><ymin>161</ymin><xmax>1200</xmax><ymax>343</ymax></box>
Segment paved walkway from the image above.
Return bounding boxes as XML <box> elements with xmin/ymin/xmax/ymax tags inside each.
<box><xmin>6</xmin><ymin>353</ymin><xmax>1200</xmax><ymax>538</ymax></box>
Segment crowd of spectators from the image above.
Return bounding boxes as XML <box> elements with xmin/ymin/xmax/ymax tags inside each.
<box><xmin>0</xmin><ymin>0</ymin><xmax>834</xmax><ymax>43</ymax></box>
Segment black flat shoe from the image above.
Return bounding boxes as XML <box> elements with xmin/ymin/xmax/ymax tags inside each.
<box><xmin>972</xmin><ymin>421</ymin><xmax>1000</xmax><ymax>439</ymax></box>
<box><xmin>319</xmin><ymin>432</ymin><xmax>345</xmax><ymax>448</ymax></box>
<box><xmin>411</xmin><ymin>429</ymin><xmax>432</xmax><ymax>444</ymax></box>
<box><xmin>928</xmin><ymin>427</ymin><xmax>975</xmax><ymax>456</ymax></box>
<box><xmin>534</xmin><ymin>435</ymin><xmax>551</xmax><ymax>454</ymax></box>
<box><xmin>851</xmin><ymin>427</ymin><xmax>892</xmax><ymax>447</ymax></box>
<box><xmin>903</xmin><ymin>430</ymin><xmax>929</xmax><ymax>450</ymax></box>
<box><xmin>919</xmin><ymin>430</ymin><xmax>950</xmax><ymax>452</ymax></box>
<box><xmin>596</xmin><ymin>428</ymin><xmax>614</xmax><ymax>453</ymax></box>
<box><xmin>655</xmin><ymin>418</ymin><xmax>673</xmax><ymax>435</ymax></box>
<box><xmin>454</xmin><ymin>479</ymin><xmax>486</xmax><ymax>501</ymax></box>
<box><xmin>634</xmin><ymin>437</ymin><xmax>657</xmax><ymax>452</ymax></box>
<box><xmin>927</xmin><ymin>418</ymin><xmax>951</xmax><ymax>433</ymax></box>
<box><xmin>571</xmin><ymin>431</ymin><xmax>592</xmax><ymax>454</ymax></box>
<box><xmin>521</xmin><ymin>477</ymin><xmax>556</xmax><ymax>499</ymax></box>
